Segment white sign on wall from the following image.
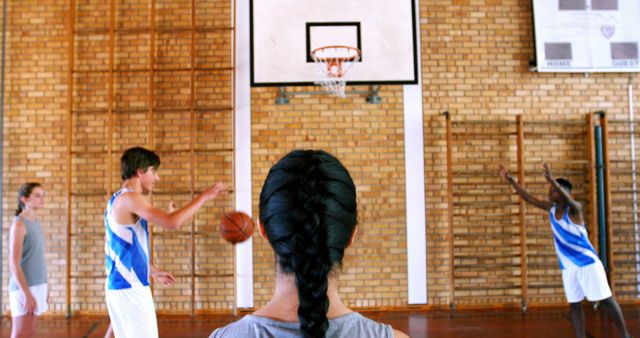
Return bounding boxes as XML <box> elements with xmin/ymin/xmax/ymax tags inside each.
<box><xmin>532</xmin><ymin>0</ymin><xmax>640</xmax><ymax>72</ymax></box>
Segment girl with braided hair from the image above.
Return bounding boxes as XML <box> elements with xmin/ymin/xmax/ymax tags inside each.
<box><xmin>211</xmin><ymin>149</ymin><xmax>408</xmax><ymax>338</ymax></box>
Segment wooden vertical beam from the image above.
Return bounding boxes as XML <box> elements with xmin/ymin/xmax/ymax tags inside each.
<box><xmin>601</xmin><ymin>113</ymin><xmax>615</xmax><ymax>287</ymax></box>
<box><xmin>65</xmin><ymin>0</ymin><xmax>76</xmax><ymax>318</ymax></box>
<box><xmin>445</xmin><ymin>112</ymin><xmax>455</xmax><ymax>309</ymax></box>
<box><xmin>190</xmin><ymin>0</ymin><xmax>197</xmax><ymax>316</ymax></box>
<box><xmin>148</xmin><ymin>0</ymin><xmax>157</xmax><ymax>294</ymax></box>
<box><xmin>107</xmin><ymin>0</ymin><xmax>115</xmax><ymax>196</ymax></box>
<box><xmin>516</xmin><ymin>114</ymin><xmax>527</xmax><ymax>310</ymax></box>
<box><xmin>231</xmin><ymin>0</ymin><xmax>238</xmax><ymax>316</ymax></box>
<box><xmin>585</xmin><ymin>114</ymin><xmax>598</xmax><ymax>246</ymax></box>
<box><xmin>148</xmin><ymin>0</ymin><xmax>155</xmax><ymax>150</ymax></box>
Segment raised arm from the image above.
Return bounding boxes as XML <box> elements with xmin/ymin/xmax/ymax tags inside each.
<box><xmin>499</xmin><ymin>163</ymin><xmax>552</xmax><ymax>211</ymax></box>
<box><xmin>543</xmin><ymin>162</ymin><xmax>582</xmax><ymax>213</ymax></box>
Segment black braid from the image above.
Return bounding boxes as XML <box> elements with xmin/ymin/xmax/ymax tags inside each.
<box><xmin>260</xmin><ymin>150</ymin><xmax>357</xmax><ymax>338</ymax></box>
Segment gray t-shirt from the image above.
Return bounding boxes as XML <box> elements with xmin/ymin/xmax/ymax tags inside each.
<box><xmin>9</xmin><ymin>216</ymin><xmax>48</xmax><ymax>291</ymax></box>
<box><xmin>209</xmin><ymin>312</ymin><xmax>394</xmax><ymax>338</ymax></box>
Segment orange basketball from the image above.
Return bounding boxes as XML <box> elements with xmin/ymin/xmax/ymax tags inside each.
<box><xmin>219</xmin><ymin>211</ymin><xmax>255</xmax><ymax>244</ymax></box>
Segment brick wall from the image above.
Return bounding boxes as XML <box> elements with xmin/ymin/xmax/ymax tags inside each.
<box><xmin>2</xmin><ymin>0</ymin><xmax>237</xmax><ymax>315</ymax></box>
<box><xmin>421</xmin><ymin>0</ymin><xmax>640</xmax><ymax>306</ymax></box>
<box><xmin>1</xmin><ymin>0</ymin><xmax>69</xmax><ymax>314</ymax></box>
<box><xmin>607</xmin><ymin>119</ymin><xmax>640</xmax><ymax>302</ymax></box>
<box><xmin>250</xmin><ymin>87</ymin><xmax>409</xmax><ymax>308</ymax></box>
<box><xmin>2</xmin><ymin>0</ymin><xmax>640</xmax><ymax>315</ymax></box>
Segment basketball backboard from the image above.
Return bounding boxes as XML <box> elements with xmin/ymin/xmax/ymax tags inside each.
<box><xmin>250</xmin><ymin>0</ymin><xmax>418</xmax><ymax>86</ymax></box>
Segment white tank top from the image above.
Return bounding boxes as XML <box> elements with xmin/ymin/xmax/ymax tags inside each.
<box><xmin>104</xmin><ymin>188</ymin><xmax>150</xmax><ymax>289</ymax></box>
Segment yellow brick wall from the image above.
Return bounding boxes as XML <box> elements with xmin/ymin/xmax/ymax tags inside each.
<box><xmin>607</xmin><ymin>120</ymin><xmax>640</xmax><ymax>301</ymax></box>
<box><xmin>2</xmin><ymin>0</ymin><xmax>640</xmax><ymax>315</ymax></box>
<box><xmin>2</xmin><ymin>0</ymin><xmax>237</xmax><ymax>315</ymax></box>
<box><xmin>421</xmin><ymin>0</ymin><xmax>640</xmax><ymax>306</ymax></box>
<box><xmin>250</xmin><ymin>87</ymin><xmax>409</xmax><ymax>308</ymax></box>
<box><xmin>1</xmin><ymin>0</ymin><xmax>69</xmax><ymax>314</ymax></box>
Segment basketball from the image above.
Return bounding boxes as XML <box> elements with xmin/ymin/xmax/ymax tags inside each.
<box><xmin>219</xmin><ymin>211</ymin><xmax>255</xmax><ymax>244</ymax></box>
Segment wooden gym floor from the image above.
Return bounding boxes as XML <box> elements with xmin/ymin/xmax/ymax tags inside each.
<box><xmin>0</xmin><ymin>305</ymin><xmax>638</xmax><ymax>337</ymax></box>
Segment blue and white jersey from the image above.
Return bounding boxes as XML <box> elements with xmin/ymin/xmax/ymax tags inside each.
<box><xmin>105</xmin><ymin>188</ymin><xmax>150</xmax><ymax>290</ymax></box>
<box><xmin>549</xmin><ymin>205</ymin><xmax>599</xmax><ymax>270</ymax></box>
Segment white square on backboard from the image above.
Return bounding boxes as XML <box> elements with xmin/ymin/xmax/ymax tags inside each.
<box><xmin>307</xmin><ymin>24</ymin><xmax>361</xmax><ymax>62</ymax></box>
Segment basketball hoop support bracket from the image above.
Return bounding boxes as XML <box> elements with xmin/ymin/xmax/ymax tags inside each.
<box><xmin>275</xmin><ymin>85</ymin><xmax>381</xmax><ymax>104</ymax></box>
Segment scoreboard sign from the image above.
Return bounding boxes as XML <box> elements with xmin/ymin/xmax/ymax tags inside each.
<box><xmin>532</xmin><ymin>0</ymin><xmax>640</xmax><ymax>72</ymax></box>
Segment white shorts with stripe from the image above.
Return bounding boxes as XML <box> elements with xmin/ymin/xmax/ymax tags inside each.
<box><xmin>106</xmin><ymin>284</ymin><xmax>158</xmax><ymax>338</ymax></box>
<box><xmin>562</xmin><ymin>260</ymin><xmax>612</xmax><ymax>303</ymax></box>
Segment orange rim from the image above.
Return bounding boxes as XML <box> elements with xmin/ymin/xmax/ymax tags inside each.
<box><xmin>310</xmin><ymin>45</ymin><xmax>361</xmax><ymax>62</ymax></box>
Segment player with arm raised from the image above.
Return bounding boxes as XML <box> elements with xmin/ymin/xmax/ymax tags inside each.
<box><xmin>499</xmin><ymin>162</ymin><xmax>631</xmax><ymax>338</ymax></box>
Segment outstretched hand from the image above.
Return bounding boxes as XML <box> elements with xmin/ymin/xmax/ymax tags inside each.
<box><xmin>498</xmin><ymin>163</ymin><xmax>510</xmax><ymax>182</ymax></box>
<box><xmin>499</xmin><ymin>162</ymin><xmax>553</xmax><ymax>211</ymax></box>
<box><xmin>203</xmin><ymin>182</ymin><xmax>228</xmax><ymax>201</ymax></box>
<box><xmin>542</xmin><ymin>162</ymin><xmax>554</xmax><ymax>183</ymax></box>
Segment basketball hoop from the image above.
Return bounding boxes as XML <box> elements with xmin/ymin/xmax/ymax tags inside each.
<box><xmin>310</xmin><ymin>46</ymin><xmax>361</xmax><ymax>98</ymax></box>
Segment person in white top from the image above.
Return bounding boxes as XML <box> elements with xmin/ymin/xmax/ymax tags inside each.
<box><xmin>499</xmin><ymin>162</ymin><xmax>632</xmax><ymax>338</ymax></box>
<box><xmin>105</xmin><ymin>146</ymin><xmax>227</xmax><ymax>338</ymax></box>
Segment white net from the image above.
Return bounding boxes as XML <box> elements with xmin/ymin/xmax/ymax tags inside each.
<box><xmin>311</xmin><ymin>46</ymin><xmax>360</xmax><ymax>98</ymax></box>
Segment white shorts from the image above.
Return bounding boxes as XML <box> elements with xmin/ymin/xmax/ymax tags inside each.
<box><xmin>10</xmin><ymin>283</ymin><xmax>48</xmax><ymax>317</ymax></box>
<box><xmin>562</xmin><ymin>261</ymin><xmax>612</xmax><ymax>303</ymax></box>
<box><xmin>106</xmin><ymin>285</ymin><xmax>158</xmax><ymax>338</ymax></box>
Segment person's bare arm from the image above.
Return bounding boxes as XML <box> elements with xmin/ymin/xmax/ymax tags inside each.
<box><xmin>543</xmin><ymin>162</ymin><xmax>583</xmax><ymax>220</ymax></box>
<box><xmin>117</xmin><ymin>182</ymin><xmax>227</xmax><ymax>230</ymax></box>
<box><xmin>9</xmin><ymin>220</ymin><xmax>37</xmax><ymax>314</ymax></box>
<box><xmin>499</xmin><ymin>163</ymin><xmax>552</xmax><ymax>211</ymax></box>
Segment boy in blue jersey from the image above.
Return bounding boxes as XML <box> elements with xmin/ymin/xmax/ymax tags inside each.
<box><xmin>104</xmin><ymin>147</ymin><xmax>227</xmax><ymax>338</ymax></box>
<box><xmin>499</xmin><ymin>162</ymin><xmax>632</xmax><ymax>338</ymax></box>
